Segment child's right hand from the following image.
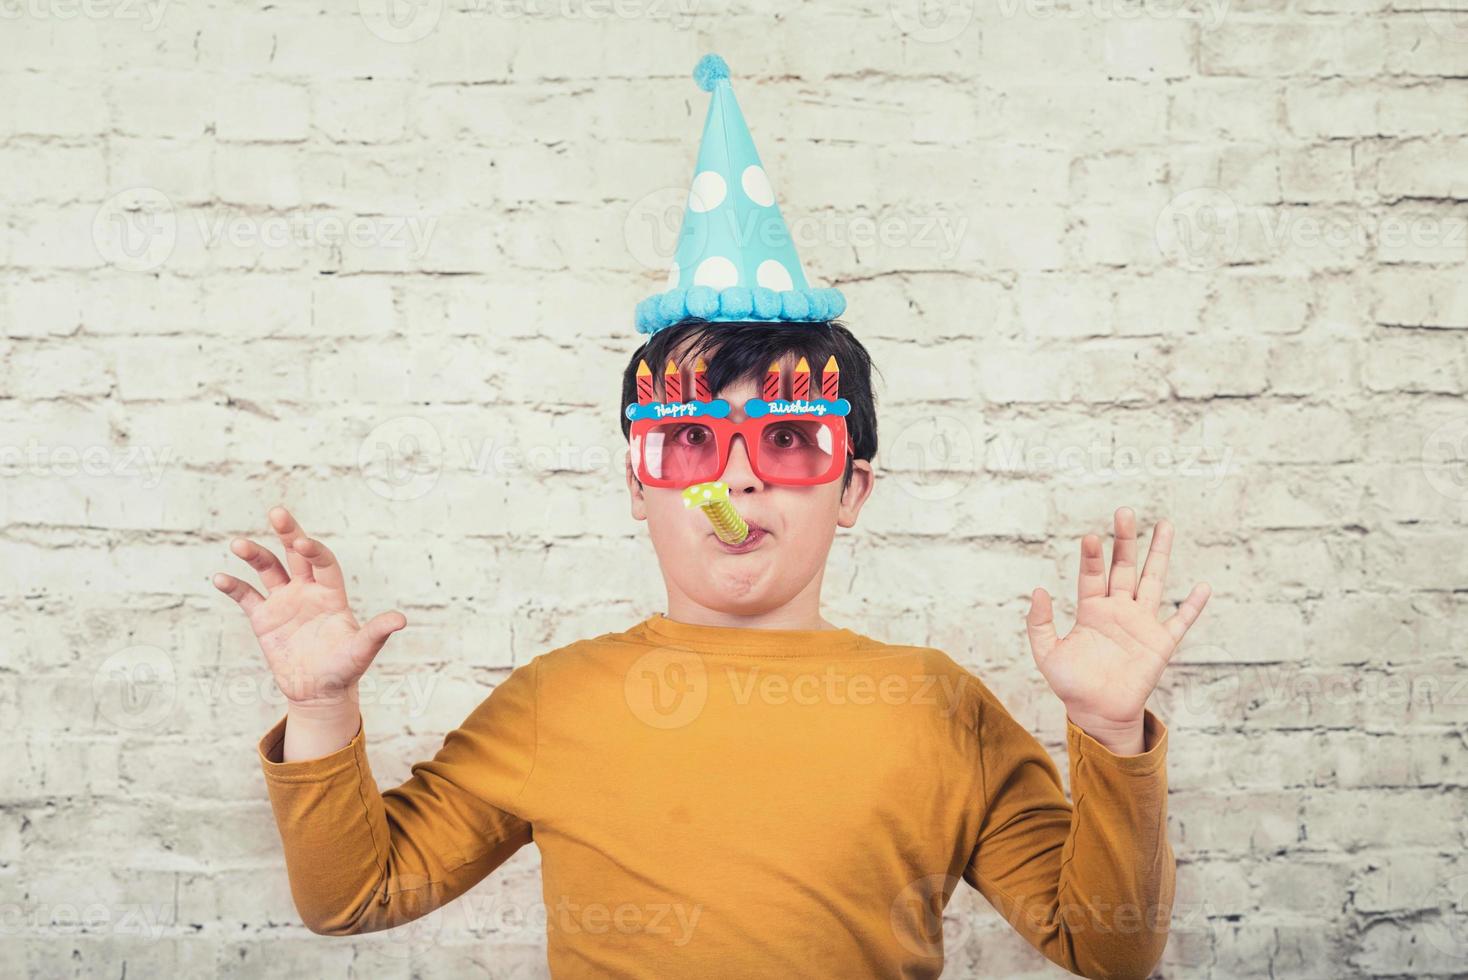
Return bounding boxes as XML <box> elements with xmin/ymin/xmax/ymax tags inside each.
<box><xmin>213</xmin><ymin>507</ymin><xmax>406</xmax><ymax>750</ymax></box>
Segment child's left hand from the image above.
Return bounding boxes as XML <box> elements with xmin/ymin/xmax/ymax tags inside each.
<box><xmin>1025</xmin><ymin>507</ymin><xmax>1211</xmax><ymax>755</ymax></box>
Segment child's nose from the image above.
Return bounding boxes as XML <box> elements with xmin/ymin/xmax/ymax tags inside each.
<box><xmin>721</xmin><ymin>434</ymin><xmax>765</xmax><ymax>492</ymax></box>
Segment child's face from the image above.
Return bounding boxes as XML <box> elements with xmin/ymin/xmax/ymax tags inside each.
<box><xmin>625</xmin><ymin>369</ymin><xmax>874</xmax><ymax>617</ymax></box>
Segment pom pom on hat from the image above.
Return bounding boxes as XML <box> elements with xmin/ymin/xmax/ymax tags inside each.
<box><xmin>686</xmin><ymin>285</ymin><xmax>719</xmax><ymax>318</ymax></box>
<box><xmin>693</xmin><ymin>54</ymin><xmax>730</xmax><ymax>92</ymax></box>
<box><xmin>779</xmin><ymin>291</ymin><xmax>810</xmax><ymax>320</ymax></box>
<box><xmin>751</xmin><ymin>287</ymin><xmax>781</xmax><ymax>319</ymax></box>
<box><xmin>658</xmin><ymin>289</ymin><xmax>688</xmax><ymax>324</ymax></box>
<box><xmin>718</xmin><ymin>286</ymin><xmax>753</xmax><ymax>319</ymax></box>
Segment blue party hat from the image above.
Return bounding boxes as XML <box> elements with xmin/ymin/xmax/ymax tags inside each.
<box><xmin>634</xmin><ymin>54</ymin><xmax>847</xmax><ymax>336</ymax></box>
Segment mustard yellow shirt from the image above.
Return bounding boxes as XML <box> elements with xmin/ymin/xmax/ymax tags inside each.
<box><xmin>258</xmin><ymin>614</ymin><xmax>1175</xmax><ymax>978</ymax></box>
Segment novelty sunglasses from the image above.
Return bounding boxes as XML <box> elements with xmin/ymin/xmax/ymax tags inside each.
<box><xmin>631</xmin><ymin>412</ymin><xmax>850</xmax><ymax>488</ymax></box>
<box><xmin>626</xmin><ymin>354</ymin><xmax>853</xmax><ymax>488</ymax></box>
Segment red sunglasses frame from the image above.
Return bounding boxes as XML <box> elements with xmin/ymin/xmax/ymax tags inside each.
<box><xmin>630</xmin><ymin>414</ymin><xmax>851</xmax><ymax>488</ymax></box>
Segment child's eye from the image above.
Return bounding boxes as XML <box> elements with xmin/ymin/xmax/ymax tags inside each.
<box><xmin>670</xmin><ymin>425</ymin><xmax>711</xmax><ymax>446</ymax></box>
<box><xmin>765</xmin><ymin>424</ymin><xmax>812</xmax><ymax>450</ymax></box>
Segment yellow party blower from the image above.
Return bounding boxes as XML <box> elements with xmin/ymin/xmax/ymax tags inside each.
<box><xmin>681</xmin><ymin>481</ymin><xmax>750</xmax><ymax>545</ymax></box>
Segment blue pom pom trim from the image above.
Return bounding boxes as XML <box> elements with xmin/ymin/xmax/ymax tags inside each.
<box><xmin>635</xmin><ymin>285</ymin><xmax>846</xmax><ymax>335</ymax></box>
<box><xmin>693</xmin><ymin>54</ymin><xmax>730</xmax><ymax>92</ymax></box>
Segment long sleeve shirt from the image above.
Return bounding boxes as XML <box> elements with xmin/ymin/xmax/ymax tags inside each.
<box><xmin>257</xmin><ymin>613</ymin><xmax>1176</xmax><ymax>979</ymax></box>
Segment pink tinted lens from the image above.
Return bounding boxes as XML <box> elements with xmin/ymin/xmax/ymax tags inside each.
<box><xmin>758</xmin><ymin>419</ymin><xmax>837</xmax><ymax>481</ymax></box>
<box><xmin>643</xmin><ymin>422</ymin><xmax>719</xmax><ymax>483</ymax></box>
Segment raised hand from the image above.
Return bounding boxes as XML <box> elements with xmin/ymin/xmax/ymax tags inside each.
<box><xmin>1025</xmin><ymin>507</ymin><xmax>1210</xmax><ymax>755</ymax></box>
<box><xmin>213</xmin><ymin>506</ymin><xmax>406</xmax><ymax>717</ymax></box>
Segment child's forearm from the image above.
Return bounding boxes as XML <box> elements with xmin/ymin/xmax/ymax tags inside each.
<box><xmin>1065</xmin><ymin>708</ymin><xmax>1146</xmax><ymax>756</ymax></box>
<box><xmin>283</xmin><ymin>693</ymin><xmax>362</xmax><ymax>762</ymax></box>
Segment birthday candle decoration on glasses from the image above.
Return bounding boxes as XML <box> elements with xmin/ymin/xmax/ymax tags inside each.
<box><xmin>821</xmin><ymin>355</ymin><xmax>840</xmax><ymax>400</ymax></box>
<box><xmin>791</xmin><ymin>356</ymin><xmax>810</xmax><ymax>399</ymax></box>
<box><xmin>663</xmin><ymin>359</ymin><xmax>683</xmax><ymax>402</ymax></box>
<box><xmin>636</xmin><ymin>359</ymin><xmax>655</xmax><ymax>404</ymax></box>
<box><xmin>693</xmin><ymin>355</ymin><xmax>711</xmax><ymax>401</ymax></box>
<box><xmin>762</xmin><ymin>360</ymin><xmax>781</xmax><ymax>401</ymax></box>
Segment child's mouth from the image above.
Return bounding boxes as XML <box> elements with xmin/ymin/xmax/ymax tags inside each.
<box><xmin>713</xmin><ymin>523</ymin><xmax>768</xmax><ymax>554</ymax></box>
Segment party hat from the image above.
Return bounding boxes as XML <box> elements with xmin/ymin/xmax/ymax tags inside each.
<box><xmin>634</xmin><ymin>54</ymin><xmax>847</xmax><ymax>335</ymax></box>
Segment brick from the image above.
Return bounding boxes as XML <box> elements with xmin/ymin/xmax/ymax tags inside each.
<box><xmin>1166</xmin><ymin>336</ymin><xmax>1270</xmax><ymax>398</ymax></box>
<box><xmin>314</xmin><ymin>79</ymin><xmax>410</xmax><ymax>144</ymax></box>
<box><xmin>1362</xmin><ymin>335</ymin><xmax>1466</xmax><ymax>393</ymax></box>
<box><xmin>1265</xmin><ymin>336</ymin><xmax>1360</xmax><ymax>396</ymax></box>
<box><xmin>1280</xmin><ymin>144</ymin><xmax>1356</xmax><ymax>203</ymax></box>
<box><xmin>1302</xmin><ymin>789</ymin><xmax>1463</xmax><ymax>849</ymax></box>
<box><xmin>1353</xmin><ymin>853</ymin><xmax>1464</xmax><ymax>913</ymax></box>
<box><xmin>0</xmin><ymin>145</ymin><xmax>107</xmax><ymax>205</ymax></box>
<box><xmin>0</xmin><ymin>72</ymin><xmax>108</xmax><ymax>137</ymax></box>
<box><xmin>1201</xmin><ymin>22</ymin><xmax>1386</xmax><ymax>77</ymax></box>
<box><xmin>1384</xmin><ymin>17</ymin><xmax>1468</xmax><ymax>77</ymax></box>
<box><xmin>1172</xmin><ymin>79</ymin><xmax>1286</xmax><ymax>141</ymax></box>
<box><xmin>1376</xmin><ymin>139</ymin><xmax>1468</xmax><ymax>200</ymax></box>
<box><xmin>1210</xmin><ymin>919</ymin><xmax>1344</xmax><ymax>980</ymax></box>
<box><xmin>1285</xmin><ymin>80</ymin><xmax>1383</xmax><ymax>138</ymax></box>
<box><xmin>109</xmin><ymin>72</ymin><xmax>213</xmax><ymax>138</ymax></box>
<box><xmin>1372</xmin><ymin>268</ymin><xmax>1468</xmax><ymax>328</ymax></box>
<box><xmin>1374</xmin><ymin>205</ymin><xmax>1468</xmax><ymax>265</ymax></box>
<box><xmin>1202</xmin><ymin>275</ymin><xmax>1312</xmax><ymax>335</ymax></box>
<box><xmin>215</xmin><ymin>79</ymin><xmax>311</xmax><ymax>143</ymax></box>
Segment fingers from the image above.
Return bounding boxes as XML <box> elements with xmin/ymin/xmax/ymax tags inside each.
<box><xmin>1163</xmin><ymin>583</ymin><xmax>1212</xmax><ymax>648</ymax></box>
<box><xmin>1026</xmin><ymin>588</ymin><xmax>1059</xmax><ymax>667</ymax></box>
<box><xmin>294</xmin><ymin>535</ymin><xmax>346</xmax><ymax>593</ymax></box>
<box><xmin>1136</xmin><ymin>519</ymin><xmax>1174</xmax><ymax>612</ymax></box>
<box><xmin>348</xmin><ymin>610</ymin><xmax>408</xmax><ymax>672</ymax></box>
<box><xmin>212</xmin><ymin>572</ymin><xmax>264</xmax><ymax>615</ymax></box>
<box><xmin>229</xmin><ymin>537</ymin><xmax>290</xmax><ymax>592</ymax></box>
<box><xmin>1107</xmin><ymin>507</ymin><xmax>1138</xmax><ymax>598</ymax></box>
<box><xmin>1077</xmin><ymin>534</ymin><xmax>1107</xmax><ymax>602</ymax></box>
<box><xmin>269</xmin><ymin>506</ymin><xmax>314</xmax><ymax>582</ymax></box>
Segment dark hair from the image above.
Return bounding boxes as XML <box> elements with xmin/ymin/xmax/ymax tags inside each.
<box><xmin>619</xmin><ymin>318</ymin><xmax>881</xmax><ymax>490</ymax></box>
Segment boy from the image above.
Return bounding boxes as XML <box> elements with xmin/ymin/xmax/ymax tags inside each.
<box><xmin>212</xmin><ymin>55</ymin><xmax>1210</xmax><ymax>978</ymax></box>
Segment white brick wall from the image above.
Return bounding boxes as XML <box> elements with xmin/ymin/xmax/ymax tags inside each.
<box><xmin>4</xmin><ymin>2</ymin><xmax>1467</xmax><ymax>977</ymax></box>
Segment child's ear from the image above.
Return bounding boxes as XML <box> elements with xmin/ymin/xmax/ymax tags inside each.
<box><xmin>836</xmin><ymin>458</ymin><xmax>875</xmax><ymax>529</ymax></box>
<box><xmin>625</xmin><ymin>450</ymin><xmax>648</xmax><ymax>521</ymax></box>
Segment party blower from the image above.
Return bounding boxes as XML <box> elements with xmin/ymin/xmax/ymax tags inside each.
<box><xmin>682</xmin><ymin>481</ymin><xmax>750</xmax><ymax>545</ymax></box>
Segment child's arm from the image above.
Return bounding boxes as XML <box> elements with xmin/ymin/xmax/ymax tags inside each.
<box><xmin>964</xmin><ymin>507</ymin><xmax>1209</xmax><ymax>978</ymax></box>
<box><xmin>256</xmin><ymin>661</ymin><xmax>536</xmax><ymax>935</ymax></box>
<box><xmin>963</xmin><ymin>685</ymin><xmax>1173</xmax><ymax>979</ymax></box>
<box><xmin>214</xmin><ymin>507</ymin><xmax>537</xmax><ymax>935</ymax></box>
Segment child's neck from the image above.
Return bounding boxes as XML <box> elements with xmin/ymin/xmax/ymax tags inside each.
<box><xmin>664</xmin><ymin>579</ymin><xmax>835</xmax><ymax>631</ymax></box>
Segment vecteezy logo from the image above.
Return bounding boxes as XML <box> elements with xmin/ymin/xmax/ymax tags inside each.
<box><xmin>1425</xmin><ymin>872</ymin><xmax>1468</xmax><ymax>960</ymax></box>
<box><xmin>624</xmin><ymin>185</ymin><xmax>712</xmax><ymax>277</ymax></box>
<box><xmin>889</xmin><ymin>0</ymin><xmax>975</xmax><ymax>44</ymax></box>
<box><xmin>624</xmin><ymin>648</ymin><xmax>707</xmax><ymax>730</ymax></box>
<box><xmin>358</xmin><ymin>415</ymin><xmax>444</xmax><ymax>502</ymax></box>
<box><xmin>93</xmin><ymin>645</ymin><xmax>178</xmax><ymax>732</ymax></box>
<box><xmin>888</xmin><ymin>415</ymin><xmax>977</xmax><ymax>502</ymax></box>
<box><xmin>1422</xmin><ymin>416</ymin><xmax>1468</xmax><ymax>502</ymax></box>
<box><xmin>1155</xmin><ymin>187</ymin><xmax>1242</xmax><ymax>272</ymax></box>
<box><xmin>890</xmin><ymin>873</ymin><xmax>970</xmax><ymax>961</ymax></box>
<box><xmin>374</xmin><ymin>872</ymin><xmax>445</xmax><ymax>956</ymax></box>
<box><xmin>92</xmin><ymin>188</ymin><xmax>177</xmax><ymax>272</ymax></box>
<box><xmin>358</xmin><ymin>0</ymin><xmax>443</xmax><ymax>43</ymax></box>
